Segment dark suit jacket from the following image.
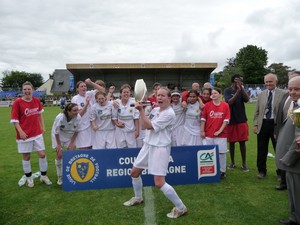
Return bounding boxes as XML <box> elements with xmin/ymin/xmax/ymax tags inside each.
<box><xmin>253</xmin><ymin>88</ymin><xmax>286</xmax><ymax>134</ymax></box>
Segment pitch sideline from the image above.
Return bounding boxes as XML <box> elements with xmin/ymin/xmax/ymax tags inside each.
<box><xmin>143</xmin><ymin>186</ymin><xmax>157</xmax><ymax>225</ymax></box>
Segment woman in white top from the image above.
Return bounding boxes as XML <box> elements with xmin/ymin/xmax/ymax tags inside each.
<box><xmin>182</xmin><ymin>90</ymin><xmax>204</xmax><ymax>146</ymax></box>
<box><xmin>170</xmin><ymin>91</ymin><xmax>185</xmax><ymax>146</ymax></box>
<box><xmin>112</xmin><ymin>84</ymin><xmax>140</xmax><ymax>148</ymax></box>
<box><xmin>71</xmin><ymin>80</ymin><xmax>102</xmax><ymax>149</ymax></box>
<box><xmin>90</xmin><ymin>91</ymin><xmax>116</xmax><ymax>149</ymax></box>
<box><xmin>51</xmin><ymin>102</ymin><xmax>80</xmax><ymax>185</ymax></box>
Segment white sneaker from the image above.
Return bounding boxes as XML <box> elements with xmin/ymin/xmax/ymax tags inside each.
<box><xmin>40</xmin><ymin>175</ymin><xmax>52</xmax><ymax>185</ymax></box>
<box><xmin>123</xmin><ymin>197</ymin><xmax>143</xmax><ymax>206</ymax></box>
<box><xmin>167</xmin><ymin>206</ymin><xmax>188</xmax><ymax>219</ymax></box>
<box><xmin>27</xmin><ymin>176</ymin><xmax>34</xmax><ymax>188</ymax></box>
<box><xmin>57</xmin><ymin>176</ymin><xmax>63</xmax><ymax>185</ymax></box>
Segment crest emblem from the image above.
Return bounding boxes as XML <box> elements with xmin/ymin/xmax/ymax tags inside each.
<box><xmin>76</xmin><ymin>162</ymin><xmax>89</xmax><ymax>180</ymax></box>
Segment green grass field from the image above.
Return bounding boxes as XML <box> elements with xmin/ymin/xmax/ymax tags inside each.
<box><xmin>0</xmin><ymin>104</ymin><xmax>288</xmax><ymax>225</ymax></box>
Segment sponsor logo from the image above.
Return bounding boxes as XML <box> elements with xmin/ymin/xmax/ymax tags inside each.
<box><xmin>197</xmin><ymin>148</ymin><xmax>217</xmax><ymax>179</ymax></box>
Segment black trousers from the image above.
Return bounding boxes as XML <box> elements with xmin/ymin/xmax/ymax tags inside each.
<box><xmin>257</xmin><ymin>119</ymin><xmax>277</xmax><ymax>175</ymax></box>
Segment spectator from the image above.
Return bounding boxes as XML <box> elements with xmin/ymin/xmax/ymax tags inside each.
<box><xmin>224</xmin><ymin>74</ymin><xmax>250</xmax><ymax>172</ymax></box>
<box><xmin>253</xmin><ymin>73</ymin><xmax>286</xmax><ymax>179</ymax></box>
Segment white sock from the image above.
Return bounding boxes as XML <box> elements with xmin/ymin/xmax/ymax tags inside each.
<box><xmin>22</xmin><ymin>160</ymin><xmax>31</xmax><ymax>175</ymax></box>
<box><xmin>55</xmin><ymin>159</ymin><xmax>62</xmax><ymax>177</ymax></box>
<box><xmin>132</xmin><ymin>176</ymin><xmax>143</xmax><ymax>199</ymax></box>
<box><xmin>219</xmin><ymin>153</ymin><xmax>227</xmax><ymax>173</ymax></box>
<box><xmin>39</xmin><ymin>157</ymin><xmax>48</xmax><ymax>173</ymax></box>
<box><xmin>160</xmin><ymin>182</ymin><xmax>185</xmax><ymax>210</ymax></box>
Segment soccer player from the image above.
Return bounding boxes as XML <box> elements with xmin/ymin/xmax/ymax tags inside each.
<box><xmin>201</xmin><ymin>88</ymin><xmax>230</xmax><ymax>179</ymax></box>
<box><xmin>11</xmin><ymin>81</ymin><xmax>52</xmax><ymax>187</ymax></box>
<box><xmin>71</xmin><ymin>80</ymin><xmax>102</xmax><ymax>149</ymax></box>
<box><xmin>112</xmin><ymin>84</ymin><xmax>139</xmax><ymax>148</ymax></box>
<box><xmin>90</xmin><ymin>91</ymin><xmax>116</xmax><ymax>149</ymax></box>
<box><xmin>51</xmin><ymin>102</ymin><xmax>81</xmax><ymax>185</ymax></box>
<box><xmin>123</xmin><ymin>87</ymin><xmax>188</xmax><ymax>219</ymax></box>
<box><xmin>170</xmin><ymin>91</ymin><xmax>185</xmax><ymax>146</ymax></box>
<box><xmin>182</xmin><ymin>90</ymin><xmax>204</xmax><ymax>146</ymax></box>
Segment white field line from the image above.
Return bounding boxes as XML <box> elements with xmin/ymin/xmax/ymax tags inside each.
<box><xmin>143</xmin><ymin>186</ymin><xmax>157</xmax><ymax>225</ymax></box>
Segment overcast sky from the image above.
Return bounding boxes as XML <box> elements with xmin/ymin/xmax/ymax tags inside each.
<box><xmin>0</xmin><ymin>0</ymin><xmax>299</xmax><ymax>81</ymax></box>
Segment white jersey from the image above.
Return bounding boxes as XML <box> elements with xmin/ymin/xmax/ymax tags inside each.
<box><xmin>90</xmin><ymin>101</ymin><xmax>115</xmax><ymax>131</ymax></box>
<box><xmin>171</xmin><ymin>101</ymin><xmax>185</xmax><ymax>128</ymax></box>
<box><xmin>112</xmin><ymin>99</ymin><xmax>140</xmax><ymax>132</ymax></box>
<box><xmin>143</xmin><ymin>106</ymin><xmax>175</xmax><ymax>147</ymax></box>
<box><xmin>184</xmin><ymin>101</ymin><xmax>201</xmax><ymax>135</ymax></box>
<box><xmin>71</xmin><ymin>91</ymin><xmax>95</xmax><ymax>131</ymax></box>
<box><xmin>51</xmin><ymin>113</ymin><xmax>81</xmax><ymax>148</ymax></box>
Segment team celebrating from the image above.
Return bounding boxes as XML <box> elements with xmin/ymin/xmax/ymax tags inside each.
<box><xmin>10</xmin><ymin>72</ymin><xmax>300</xmax><ymax>222</ymax></box>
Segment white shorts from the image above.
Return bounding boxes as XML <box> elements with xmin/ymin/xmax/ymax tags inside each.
<box><xmin>17</xmin><ymin>135</ymin><xmax>45</xmax><ymax>153</ymax></box>
<box><xmin>115</xmin><ymin>128</ymin><xmax>137</xmax><ymax>148</ymax></box>
<box><xmin>133</xmin><ymin>143</ymin><xmax>171</xmax><ymax>176</ymax></box>
<box><xmin>204</xmin><ymin>137</ymin><xmax>227</xmax><ymax>153</ymax></box>
<box><xmin>76</xmin><ymin>126</ymin><xmax>92</xmax><ymax>148</ymax></box>
<box><xmin>92</xmin><ymin>130</ymin><xmax>116</xmax><ymax>149</ymax></box>
<box><xmin>182</xmin><ymin>131</ymin><xmax>203</xmax><ymax>146</ymax></box>
<box><xmin>171</xmin><ymin>125</ymin><xmax>184</xmax><ymax>146</ymax></box>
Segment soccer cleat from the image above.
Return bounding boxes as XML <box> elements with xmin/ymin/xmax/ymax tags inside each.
<box><xmin>241</xmin><ymin>165</ymin><xmax>249</xmax><ymax>172</ymax></box>
<box><xmin>40</xmin><ymin>175</ymin><xmax>52</xmax><ymax>185</ymax></box>
<box><xmin>27</xmin><ymin>176</ymin><xmax>34</xmax><ymax>188</ymax></box>
<box><xmin>167</xmin><ymin>206</ymin><xmax>188</xmax><ymax>219</ymax></box>
<box><xmin>57</xmin><ymin>176</ymin><xmax>63</xmax><ymax>185</ymax></box>
<box><xmin>123</xmin><ymin>197</ymin><xmax>143</xmax><ymax>206</ymax></box>
<box><xmin>228</xmin><ymin>163</ymin><xmax>236</xmax><ymax>169</ymax></box>
<box><xmin>220</xmin><ymin>172</ymin><xmax>226</xmax><ymax>179</ymax></box>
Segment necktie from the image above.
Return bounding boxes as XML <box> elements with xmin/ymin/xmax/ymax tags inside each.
<box><xmin>265</xmin><ymin>91</ymin><xmax>272</xmax><ymax>119</ymax></box>
<box><xmin>293</xmin><ymin>101</ymin><xmax>298</xmax><ymax>109</ymax></box>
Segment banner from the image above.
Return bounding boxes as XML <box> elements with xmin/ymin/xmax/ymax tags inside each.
<box><xmin>62</xmin><ymin>145</ymin><xmax>220</xmax><ymax>192</ymax></box>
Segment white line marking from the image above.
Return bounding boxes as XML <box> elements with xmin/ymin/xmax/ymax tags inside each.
<box><xmin>144</xmin><ymin>186</ymin><xmax>157</xmax><ymax>225</ymax></box>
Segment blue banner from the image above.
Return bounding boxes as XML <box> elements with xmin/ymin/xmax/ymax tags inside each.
<box><xmin>62</xmin><ymin>145</ymin><xmax>220</xmax><ymax>192</ymax></box>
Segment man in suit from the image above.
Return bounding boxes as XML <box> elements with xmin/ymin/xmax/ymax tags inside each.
<box><xmin>253</xmin><ymin>73</ymin><xmax>285</xmax><ymax>178</ymax></box>
<box><xmin>274</xmin><ymin>71</ymin><xmax>300</xmax><ymax>190</ymax></box>
<box><xmin>276</xmin><ymin>76</ymin><xmax>300</xmax><ymax>225</ymax></box>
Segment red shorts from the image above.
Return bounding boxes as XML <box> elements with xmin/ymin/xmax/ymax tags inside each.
<box><xmin>227</xmin><ymin>123</ymin><xmax>249</xmax><ymax>142</ymax></box>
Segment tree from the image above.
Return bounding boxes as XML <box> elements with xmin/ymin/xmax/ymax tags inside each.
<box><xmin>223</xmin><ymin>57</ymin><xmax>237</xmax><ymax>70</ymax></box>
<box><xmin>235</xmin><ymin>45</ymin><xmax>268</xmax><ymax>84</ymax></box>
<box><xmin>1</xmin><ymin>70</ymin><xmax>44</xmax><ymax>89</ymax></box>
<box><xmin>267</xmin><ymin>63</ymin><xmax>291</xmax><ymax>85</ymax></box>
<box><xmin>215</xmin><ymin>67</ymin><xmax>243</xmax><ymax>89</ymax></box>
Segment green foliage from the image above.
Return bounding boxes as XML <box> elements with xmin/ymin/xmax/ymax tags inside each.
<box><xmin>215</xmin><ymin>67</ymin><xmax>243</xmax><ymax>89</ymax></box>
<box><xmin>267</xmin><ymin>63</ymin><xmax>291</xmax><ymax>85</ymax></box>
<box><xmin>1</xmin><ymin>70</ymin><xmax>44</xmax><ymax>89</ymax></box>
<box><xmin>0</xmin><ymin>105</ymin><xmax>289</xmax><ymax>225</ymax></box>
<box><xmin>235</xmin><ymin>45</ymin><xmax>268</xmax><ymax>84</ymax></box>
